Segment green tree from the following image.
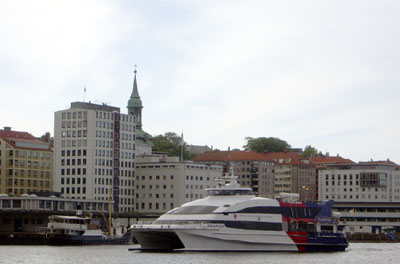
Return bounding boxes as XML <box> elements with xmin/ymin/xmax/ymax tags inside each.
<box><xmin>243</xmin><ymin>137</ymin><xmax>291</xmax><ymax>153</ymax></box>
<box><xmin>301</xmin><ymin>145</ymin><xmax>323</xmax><ymax>158</ymax></box>
<box><xmin>152</xmin><ymin>132</ymin><xmax>193</xmax><ymax>160</ymax></box>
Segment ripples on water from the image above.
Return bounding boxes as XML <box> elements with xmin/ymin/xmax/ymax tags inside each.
<box><xmin>0</xmin><ymin>244</ymin><xmax>399</xmax><ymax>264</ymax></box>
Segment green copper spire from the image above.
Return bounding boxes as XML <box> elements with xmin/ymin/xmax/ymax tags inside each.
<box><xmin>127</xmin><ymin>66</ymin><xmax>143</xmax><ymax>129</ymax></box>
<box><xmin>128</xmin><ymin>67</ymin><xmax>143</xmax><ymax>109</ymax></box>
<box><xmin>126</xmin><ymin>66</ymin><xmax>154</xmax><ymax>154</ymax></box>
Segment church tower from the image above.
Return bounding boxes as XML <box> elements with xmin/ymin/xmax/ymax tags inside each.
<box><xmin>127</xmin><ymin>67</ymin><xmax>153</xmax><ymax>155</ymax></box>
<box><xmin>127</xmin><ymin>68</ymin><xmax>143</xmax><ymax>129</ymax></box>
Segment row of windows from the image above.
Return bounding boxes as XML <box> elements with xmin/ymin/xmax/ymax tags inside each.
<box><xmin>5</xmin><ymin>188</ymin><xmax>51</xmax><ymax>195</ymax></box>
<box><xmin>136</xmin><ymin>175</ymin><xmax>177</xmax><ymax>181</ymax></box>
<box><xmin>325</xmin><ymin>174</ymin><xmax>360</xmax><ymax>180</ymax></box>
<box><xmin>6</xmin><ymin>179</ymin><xmax>50</xmax><ymax>187</ymax></box>
<box><xmin>136</xmin><ymin>193</ymin><xmax>174</xmax><ymax>199</ymax></box>
<box><xmin>61</xmin><ymin>130</ymin><xmax>88</xmax><ymax>138</ymax></box>
<box><xmin>95</xmin><ymin>149</ymin><xmax>134</xmax><ymax>159</ymax></box>
<box><xmin>185</xmin><ymin>185</ymin><xmax>204</xmax><ymax>190</ymax></box>
<box><xmin>96</xmin><ymin>120</ymin><xmax>114</xmax><ymax>130</ymax></box>
<box><xmin>61</xmin><ymin>187</ymin><xmax>86</xmax><ymax>194</ymax></box>
<box><xmin>61</xmin><ymin>111</ymin><xmax>87</xmax><ymax>120</ymax></box>
<box><xmin>137</xmin><ymin>184</ymin><xmax>174</xmax><ymax>190</ymax></box>
<box><xmin>8</xmin><ymin>159</ymin><xmax>51</xmax><ymax>168</ymax></box>
<box><xmin>61</xmin><ymin>159</ymin><xmax>87</xmax><ymax>166</ymax></box>
<box><xmin>61</xmin><ymin>139</ymin><xmax>87</xmax><ymax>148</ymax></box>
<box><xmin>96</xmin><ymin>130</ymin><xmax>114</xmax><ymax>139</ymax></box>
<box><xmin>7</xmin><ymin>169</ymin><xmax>51</xmax><ymax>178</ymax></box>
<box><xmin>61</xmin><ymin>168</ymin><xmax>87</xmax><ymax>176</ymax></box>
<box><xmin>61</xmin><ymin>120</ymin><xmax>87</xmax><ymax>129</ymax></box>
<box><xmin>8</xmin><ymin>150</ymin><xmax>51</xmax><ymax>159</ymax></box>
<box><xmin>61</xmin><ymin>177</ymin><xmax>86</xmax><ymax>185</ymax></box>
<box><xmin>324</xmin><ymin>194</ymin><xmax>393</xmax><ymax>200</ymax></box>
<box><xmin>94</xmin><ymin>177</ymin><xmax>112</xmax><ymax>185</ymax></box>
<box><xmin>325</xmin><ymin>181</ymin><xmax>359</xmax><ymax>186</ymax></box>
<box><xmin>323</xmin><ymin>187</ymin><xmax>388</xmax><ymax>193</ymax></box>
<box><xmin>136</xmin><ymin>202</ymin><xmax>174</xmax><ymax>210</ymax></box>
<box><xmin>61</xmin><ymin>149</ymin><xmax>87</xmax><ymax>156</ymax></box>
<box><xmin>185</xmin><ymin>165</ymin><xmax>221</xmax><ymax>171</ymax></box>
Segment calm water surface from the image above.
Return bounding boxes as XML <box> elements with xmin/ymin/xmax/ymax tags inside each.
<box><xmin>0</xmin><ymin>243</ymin><xmax>399</xmax><ymax>264</ymax></box>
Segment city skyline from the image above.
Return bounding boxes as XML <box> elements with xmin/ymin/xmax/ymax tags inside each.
<box><xmin>1</xmin><ymin>1</ymin><xmax>400</xmax><ymax>163</ymax></box>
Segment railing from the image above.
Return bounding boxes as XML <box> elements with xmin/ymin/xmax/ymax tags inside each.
<box><xmin>131</xmin><ymin>221</ymin><xmax>226</xmax><ymax>230</ymax></box>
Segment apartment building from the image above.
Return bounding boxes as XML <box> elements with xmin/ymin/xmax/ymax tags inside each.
<box><xmin>0</xmin><ymin>127</ymin><xmax>53</xmax><ymax>196</ymax></box>
<box><xmin>193</xmin><ymin>150</ymin><xmax>275</xmax><ymax>198</ymax></box>
<box><xmin>263</xmin><ymin>151</ymin><xmax>316</xmax><ymax>201</ymax></box>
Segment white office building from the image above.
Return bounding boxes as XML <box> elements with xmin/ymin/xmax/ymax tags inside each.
<box><xmin>318</xmin><ymin>162</ymin><xmax>400</xmax><ymax>233</ymax></box>
<box><xmin>54</xmin><ymin>102</ymin><xmax>136</xmax><ymax>213</ymax></box>
<box><xmin>135</xmin><ymin>154</ymin><xmax>223</xmax><ymax>214</ymax></box>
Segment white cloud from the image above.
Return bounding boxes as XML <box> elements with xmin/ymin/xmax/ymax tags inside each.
<box><xmin>1</xmin><ymin>0</ymin><xmax>400</xmax><ymax>162</ymax></box>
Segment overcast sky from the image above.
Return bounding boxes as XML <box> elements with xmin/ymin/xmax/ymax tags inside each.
<box><xmin>1</xmin><ymin>0</ymin><xmax>399</xmax><ymax>163</ymax></box>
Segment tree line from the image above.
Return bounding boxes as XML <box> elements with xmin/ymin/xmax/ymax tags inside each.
<box><xmin>152</xmin><ymin>132</ymin><xmax>323</xmax><ymax>159</ymax></box>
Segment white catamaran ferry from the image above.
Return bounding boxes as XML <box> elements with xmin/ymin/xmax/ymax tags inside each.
<box><xmin>130</xmin><ymin>171</ymin><xmax>348</xmax><ymax>252</ymax></box>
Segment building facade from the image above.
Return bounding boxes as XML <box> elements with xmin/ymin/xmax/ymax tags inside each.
<box><xmin>0</xmin><ymin>127</ymin><xmax>53</xmax><ymax>196</ymax></box>
<box><xmin>193</xmin><ymin>150</ymin><xmax>275</xmax><ymax>198</ymax></box>
<box><xmin>0</xmin><ymin>194</ymin><xmax>112</xmax><ymax>233</ymax></box>
<box><xmin>318</xmin><ymin>162</ymin><xmax>400</xmax><ymax>233</ymax></box>
<box><xmin>53</xmin><ymin>102</ymin><xmax>136</xmax><ymax>213</ymax></box>
<box><xmin>135</xmin><ymin>154</ymin><xmax>222</xmax><ymax>214</ymax></box>
<box><xmin>263</xmin><ymin>152</ymin><xmax>316</xmax><ymax>201</ymax></box>
<box><xmin>318</xmin><ymin>162</ymin><xmax>400</xmax><ymax>203</ymax></box>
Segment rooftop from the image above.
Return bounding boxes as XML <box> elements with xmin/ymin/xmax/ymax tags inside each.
<box><xmin>193</xmin><ymin>150</ymin><xmax>273</xmax><ymax>162</ymax></box>
<box><xmin>0</xmin><ymin>128</ymin><xmax>51</xmax><ymax>150</ymax></box>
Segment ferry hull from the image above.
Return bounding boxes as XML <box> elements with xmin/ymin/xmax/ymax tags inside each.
<box><xmin>46</xmin><ymin>232</ymin><xmax>133</xmax><ymax>245</ymax></box>
<box><xmin>132</xmin><ymin>226</ymin><xmax>347</xmax><ymax>252</ymax></box>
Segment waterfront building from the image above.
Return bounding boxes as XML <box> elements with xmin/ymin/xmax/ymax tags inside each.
<box><xmin>311</xmin><ymin>155</ymin><xmax>354</xmax><ymax>199</ymax></box>
<box><xmin>0</xmin><ymin>127</ymin><xmax>53</xmax><ymax>196</ymax></box>
<box><xmin>54</xmin><ymin>101</ymin><xmax>136</xmax><ymax>213</ymax></box>
<box><xmin>127</xmin><ymin>69</ymin><xmax>153</xmax><ymax>156</ymax></box>
<box><xmin>318</xmin><ymin>161</ymin><xmax>400</xmax><ymax>233</ymax></box>
<box><xmin>192</xmin><ymin>150</ymin><xmax>275</xmax><ymax>198</ymax></box>
<box><xmin>0</xmin><ymin>194</ymin><xmax>112</xmax><ymax>233</ymax></box>
<box><xmin>263</xmin><ymin>151</ymin><xmax>316</xmax><ymax>201</ymax></box>
<box><xmin>53</xmin><ymin>70</ymin><xmax>155</xmax><ymax>213</ymax></box>
<box><xmin>135</xmin><ymin>153</ymin><xmax>222</xmax><ymax>214</ymax></box>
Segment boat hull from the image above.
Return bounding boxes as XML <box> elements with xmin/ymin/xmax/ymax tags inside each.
<box><xmin>132</xmin><ymin>225</ymin><xmax>347</xmax><ymax>252</ymax></box>
<box><xmin>46</xmin><ymin>232</ymin><xmax>133</xmax><ymax>245</ymax></box>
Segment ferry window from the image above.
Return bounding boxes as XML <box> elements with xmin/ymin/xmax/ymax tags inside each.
<box><xmin>307</xmin><ymin>222</ymin><xmax>315</xmax><ymax>232</ymax></box>
<box><xmin>169</xmin><ymin>206</ymin><xmax>218</xmax><ymax>215</ymax></box>
<box><xmin>289</xmin><ymin>221</ymin><xmax>297</xmax><ymax>231</ymax></box>
<box><xmin>321</xmin><ymin>225</ymin><xmax>334</xmax><ymax>233</ymax></box>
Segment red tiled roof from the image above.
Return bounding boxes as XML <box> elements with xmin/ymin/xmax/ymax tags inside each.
<box><xmin>192</xmin><ymin>150</ymin><xmax>268</xmax><ymax>162</ymax></box>
<box><xmin>311</xmin><ymin>156</ymin><xmax>354</xmax><ymax>165</ymax></box>
<box><xmin>359</xmin><ymin>160</ymin><xmax>400</xmax><ymax>167</ymax></box>
<box><xmin>0</xmin><ymin>130</ymin><xmax>36</xmax><ymax>140</ymax></box>
<box><xmin>262</xmin><ymin>151</ymin><xmax>312</xmax><ymax>165</ymax></box>
<box><xmin>0</xmin><ymin>129</ymin><xmax>50</xmax><ymax>150</ymax></box>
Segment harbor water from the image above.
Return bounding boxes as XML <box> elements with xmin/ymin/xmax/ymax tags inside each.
<box><xmin>0</xmin><ymin>243</ymin><xmax>398</xmax><ymax>264</ymax></box>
